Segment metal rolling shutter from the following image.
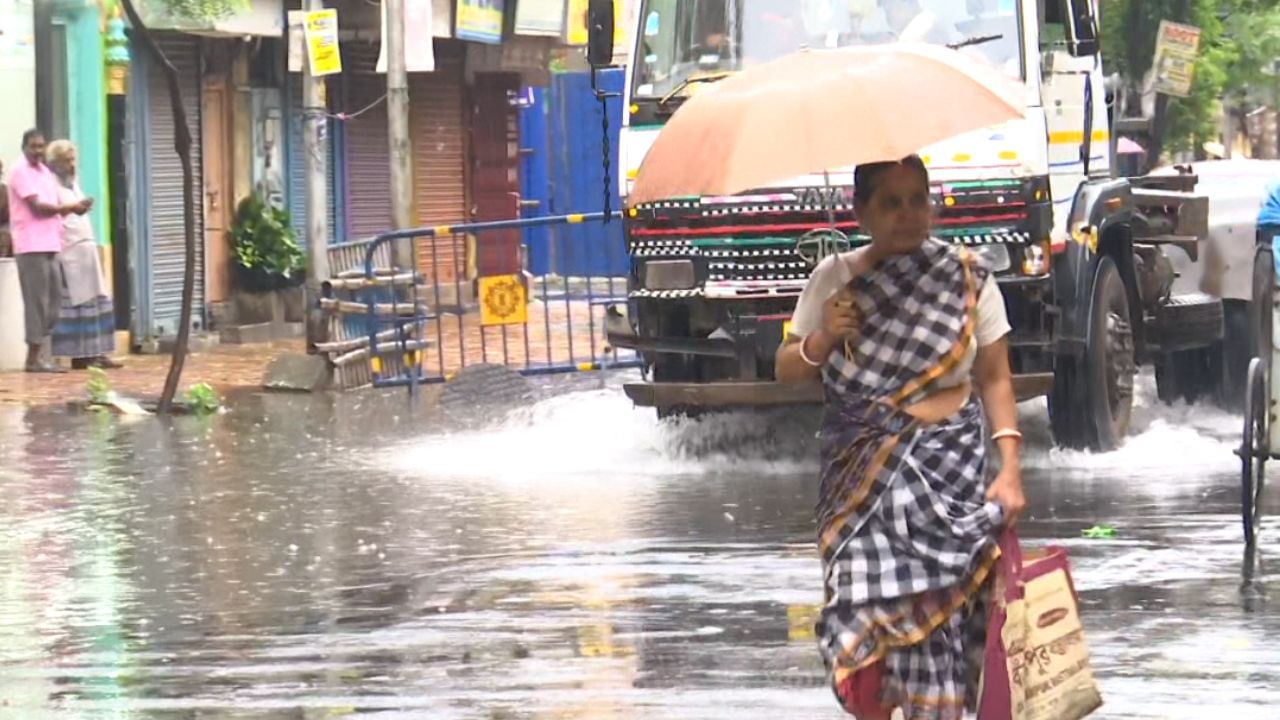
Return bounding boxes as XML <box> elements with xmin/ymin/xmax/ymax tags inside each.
<box><xmin>146</xmin><ymin>34</ymin><xmax>204</xmax><ymax>337</ymax></box>
<box><xmin>286</xmin><ymin>75</ymin><xmax>339</xmax><ymax>247</ymax></box>
<box><xmin>340</xmin><ymin>43</ymin><xmax>391</xmax><ymax>241</ymax></box>
<box><xmin>410</xmin><ymin>44</ymin><xmax>468</xmax><ymax>282</ymax></box>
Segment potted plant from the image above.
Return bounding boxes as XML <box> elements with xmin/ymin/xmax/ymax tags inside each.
<box><xmin>231</xmin><ymin>194</ymin><xmax>306</xmax><ymax>293</ymax></box>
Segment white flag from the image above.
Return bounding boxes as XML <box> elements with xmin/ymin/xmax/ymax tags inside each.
<box><xmin>377</xmin><ymin>0</ymin><xmax>436</xmax><ymax>73</ymax></box>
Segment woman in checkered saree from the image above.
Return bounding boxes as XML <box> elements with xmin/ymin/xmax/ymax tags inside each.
<box><xmin>777</xmin><ymin>157</ymin><xmax>1026</xmax><ymax>719</ymax></box>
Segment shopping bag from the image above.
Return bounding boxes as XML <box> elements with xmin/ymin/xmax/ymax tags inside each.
<box><xmin>978</xmin><ymin>531</ymin><xmax>1102</xmax><ymax>720</ymax></box>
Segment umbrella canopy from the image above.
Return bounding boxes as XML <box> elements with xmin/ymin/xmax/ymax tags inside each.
<box><xmin>629</xmin><ymin>43</ymin><xmax>1027</xmax><ymax>207</ymax></box>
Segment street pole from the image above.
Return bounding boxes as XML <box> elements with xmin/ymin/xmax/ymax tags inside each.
<box><xmin>386</xmin><ymin>0</ymin><xmax>415</xmax><ymax>273</ymax></box>
<box><xmin>303</xmin><ymin>0</ymin><xmax>330</xmax><ymax>350</ymax></box>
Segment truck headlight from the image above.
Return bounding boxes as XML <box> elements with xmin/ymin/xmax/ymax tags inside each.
<box><xmin>1022</xmin><ymin>241</ymin><xmax>1051</xmax><ymax>276</ymax></box>
<box><xmin>642</xmin><ymin>260</ymin><xmax>696</xmax><ymax>290</ymax></box>
<box><xmin>970</xmin><ymin>245</ymin><xmax>1012</xmax><ymax>273</ymax></box>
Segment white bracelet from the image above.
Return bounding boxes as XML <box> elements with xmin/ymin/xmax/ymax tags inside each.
<box><xmin>799</xmin><ymin>334</ymin><xmax>823</xmax><ymax>368</ymax></box>
<box><xmin>992</xmin><ymin>429</ymin><xmax>1023</xmax><ymax>443</ymax></box>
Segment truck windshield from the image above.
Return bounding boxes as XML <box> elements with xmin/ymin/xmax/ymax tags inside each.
<box><xmin>632</xmin><ymin>0</ymin><xmax>1024</xmax><ymax>101</ymax></box>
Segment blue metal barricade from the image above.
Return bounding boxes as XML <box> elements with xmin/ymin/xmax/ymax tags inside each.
<box><xmin>332</xmin><ymin>212</ymin><xmax>639</xmax><ymax>391</ymax></box>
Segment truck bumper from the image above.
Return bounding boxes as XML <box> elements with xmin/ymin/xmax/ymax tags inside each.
<box><xmin>625</xmin><ymin>373</ymin><xmax>1055</xmax><ymax>409</ymax></box>
<box><xmin>605</xmin><ymin>305</ymin><xmax>786</xmax><ymax>379</ymax></box>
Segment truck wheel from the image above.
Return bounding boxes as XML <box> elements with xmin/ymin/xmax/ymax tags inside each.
<box><xmin>1048</xmin><ymin>357</ymin><xmax>1089</xmax><ymax>449</ymax></box>
<box><xmin>1155</xmin><ymin>348</ymin><xmax>1219</xmax><ymax>406</ymax></box>
<box><xmin>1218</xmin><ymin>300</ymin><xmax>1251</xmax><ymax>411</ymax></box>
<box><xmin>1050</xmin><ymin>257</ymin><xmax>1135</xmax><ymax>451</ymax></box>
<box><xmin>1153</xmin><ymin>293</ymin><xmax>1224</xmax><ymax>351</ymax></box>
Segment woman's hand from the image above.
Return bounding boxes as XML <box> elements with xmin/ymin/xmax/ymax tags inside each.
<box><xmin>823</xmin><ymin>287</ymin><xmax>860</xmax><ymax>340</ymax></box>
<box><xmin>986</xmin><ymin>462</ymin><xmax>1026</xmax><ymax>526</ymax></box>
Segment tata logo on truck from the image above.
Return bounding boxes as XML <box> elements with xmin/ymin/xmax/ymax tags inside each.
<box><xmin>794</xmin><ymin>186</ymin><xmax>852</xmax><ymax>207</ymax></box>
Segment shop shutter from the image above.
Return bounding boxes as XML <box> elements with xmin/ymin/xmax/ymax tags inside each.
<box><xmin>145</xmin><ymin>34</ymin><xmax>205</xmax><ymax>337</ymax></box>
<box><xmin>410</xmin><ymin>43</ymin><xmax>468</xmax><ymax>282</ymax></box>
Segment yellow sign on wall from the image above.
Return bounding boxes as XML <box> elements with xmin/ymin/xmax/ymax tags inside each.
<box><xmin>566</xmin><ymin>0</ymin><xmax>626</xmax><ymax>46</ymax></box>
<box><xmin>304</xmin><ymin>9</ymin><xmax>342</xmax><ymax>76</ymax></box>
<box><xmin>479</xmin><ymin>275</ymin><xmax>528</xmax><ymax>326</ymax></box>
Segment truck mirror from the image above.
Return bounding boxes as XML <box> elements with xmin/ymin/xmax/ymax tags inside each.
<box><xmin>1068</xmin><ymin>2</ymin><xmax>1099</xmax><ymax>57</ymax></box>
<box><xmin>587</xmin><ymin>0</ymin><xmax>615</xmax><ymax>68</ymax></box>
<box><xmin>1072</xmin><ymin>36</ymin><xmax>1099</xmax><ymax>58</ymax></box>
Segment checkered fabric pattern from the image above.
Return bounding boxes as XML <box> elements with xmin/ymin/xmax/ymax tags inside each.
<box><xmin>812</xmin><ymin>240</ymin><xmax>1002</xmax><ymax>719</ymax></box>
<box><xmin>820</xmin><ymin>239</ymin><xmax>985</xmax><ymax>401</ymax></box>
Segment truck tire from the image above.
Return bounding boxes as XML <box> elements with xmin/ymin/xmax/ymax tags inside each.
<box><xmin>1155</xmin><ymin>347</ymin><xmax>1220</xmax><ymax>406</ymax></box>
<box><xmin>1152</xmin><ymin>293</ymin><xmax>1223</xmax><ymax>352</ymax></box>
<box><xmin>1218</xmin><ymin>300</ymin><xmax>1251</xmax><ymax>411</ymax></box>
<box><xmin>1049</xmin><ymin>257</ymin><xmax>1136</xmax><ymax>451</ymax></box>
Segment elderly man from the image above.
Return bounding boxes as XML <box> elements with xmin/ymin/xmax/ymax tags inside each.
<box><xmin>7</xmin><ymin>129</ymin><xmax>92</xmax><ymax>373</ymax></box>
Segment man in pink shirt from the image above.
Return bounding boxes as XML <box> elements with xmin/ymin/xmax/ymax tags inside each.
<box><xmin>8</xmin><ymin>129</ymin><xmax>92</xmax><ymax>372</ymax></box>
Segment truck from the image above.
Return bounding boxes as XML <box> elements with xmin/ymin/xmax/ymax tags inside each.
<box><xmin>591</xmin><ymin>0</ymin><xmax>1234</xmax><ymax>451</ymax></box>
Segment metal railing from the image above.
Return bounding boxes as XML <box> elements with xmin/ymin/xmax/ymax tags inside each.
<box><xmin>319</xmin><ymin>212</ymin><xmax>641</xmax><ymax>391</ymax></box>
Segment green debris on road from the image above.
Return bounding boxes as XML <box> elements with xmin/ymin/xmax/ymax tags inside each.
<box><xmin>1082</xmin><ymin>525</ymin><xmax>1118</xmax><ymax>539</ymax></box>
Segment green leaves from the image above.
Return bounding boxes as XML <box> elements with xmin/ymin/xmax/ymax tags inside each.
<box><xmin>145</xmin><ymin>0</ymin><xmax>248</xmax><ymax>22</ymax></box>
<box><xmin>86</xmin><ymin>367</ymin><xmax>112</xmax><ymax>405</ymax></box>
<box><xmin>231</xmin><ymin>194</ymin><xmax>306</xmax><ymax>279</ymax></box>
<box><xmin>1102</xmin><ymin>0</ymin><xmax>1280</xmax><ymax>155</ymax></box>
<box><xmin>183</xmin><ymin>383</ymin><xmax>222</xmax><ymax>414</ymax></box>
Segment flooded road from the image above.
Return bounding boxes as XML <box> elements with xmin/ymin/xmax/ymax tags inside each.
<box><xmin>0</xmin><ymin>372</ymin><xmax>1276</xmax><ymax>719</ymax></box>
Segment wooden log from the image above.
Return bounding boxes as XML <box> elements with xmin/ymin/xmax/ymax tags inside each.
<box><xmin>318</xmin><ymin>297</ymin><xmax>426</xmax><ymax>316</ymax></box>
<box><xmin>332</xmin><ymin>339</ymin><xmax>433</xmax><ymax>367</ymax></box>
<box><xmin>334</xmin><ymin>266</ymin><xmax>401</xmax><ymax>280</ymax></box>
<box><xmin>313</xmin><ymin>327</ymin><xmax>407</xmax><ymax>353</ymax></box>
<box><xmin>324</xmin><ymin>272</ymin><xmax>418</xmax><ymax>291</ymax></box>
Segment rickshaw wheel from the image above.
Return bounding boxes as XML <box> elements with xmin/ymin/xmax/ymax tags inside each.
<box><xmin>1242</xmin><ymin>357</ymin><xmax>1269</xmax><ymax>581</ymax></box>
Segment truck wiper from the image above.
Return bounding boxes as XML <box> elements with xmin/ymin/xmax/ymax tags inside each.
<box><xmin>948</xmin><ymin>34</ymin><xmax>1004</xmax><ymax>51</ymax></box>
<box><xmin>658</xmin><ymin>73</ymin><xmax>732</xmax><ymax>110</ymax></box>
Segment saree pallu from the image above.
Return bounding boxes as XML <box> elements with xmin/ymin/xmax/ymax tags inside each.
<box><xmin>814</xmin><ymin>240</ymin><xmax>1003</xmax><ymax>720</ymax></box>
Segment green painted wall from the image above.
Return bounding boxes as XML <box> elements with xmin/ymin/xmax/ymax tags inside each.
<box><xmin>59</xmin><ymin>3</ymin><xmax>111</xmax><ymax>247</ymax></box>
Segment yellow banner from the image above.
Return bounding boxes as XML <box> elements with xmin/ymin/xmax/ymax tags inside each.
<box><xmin>456</xmin><ymin>0</ymin><xmax>504</xmax><ymax>44</ymax></box>
<box><xmin>566</xmin><ymin>0</ymin><xmax>626</xmax><ymax>46</ymax></box>
<box><xmin>479</xmin><ymin>275</ymin><xmax>528</xmax><ymax>326</ymax></box>
<box><xmin>304</xmin><ymin>9</ymin><xmax>342</xmax><ymax>76</ymax></box>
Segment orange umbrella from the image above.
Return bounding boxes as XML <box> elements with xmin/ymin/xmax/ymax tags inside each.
<box><xmin>629</xmin><ymin>43</ymin><xmax>1027</xmax><ymax>207</ymax></box>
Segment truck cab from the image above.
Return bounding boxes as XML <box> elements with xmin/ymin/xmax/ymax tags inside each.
<box><xmin>600</xmin><ymin>0</ymin><xmax>1220</xmax><ymax>450</ymax></box>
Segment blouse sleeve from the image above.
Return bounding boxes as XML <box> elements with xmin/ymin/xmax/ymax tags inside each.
<box><xmin>788</xmin><ymin>255</ymin><xmax>839</xmax><ymax>339</ymax></box>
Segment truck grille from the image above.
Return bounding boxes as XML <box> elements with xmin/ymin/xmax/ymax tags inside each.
<box><xmin>627</xmin><ymin>178</ymin><xmax>1042</xmax><ymax>299</ymax></box>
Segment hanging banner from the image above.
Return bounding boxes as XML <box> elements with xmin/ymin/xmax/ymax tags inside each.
<box><xmin>378</xmin><ymin>0</ymin><xmax>436</xmax><ymax>72</ymax></box>
<box><xmin>565</xmin><ymin>0</ymin><xmax>625</xmax><ymax>46</ymax></box>
<box><xmin>1152</xmin><ymin>20</ymin><xmax>1201</xmax><ymax>98</ymax></box>
<box><xmin>514</xmin><ymin>0</ymin><xmax>565</xmax><ymax>37</ymax></box>
<box><xmin>456</xmin><ymin>0</ymin><xmax>505</xmax><ymax>44</ymax></box>
<box><xmin>304</xmin><ymin>9</ymin><xmax>342</xmax><ymax>76</ymax></box>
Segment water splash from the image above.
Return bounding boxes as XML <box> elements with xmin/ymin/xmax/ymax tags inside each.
<box><xmin>389</xmin><ymin>371</ymin><xmax>1242</xmax><ymax>482</ymax></box>
<box><xmin>384</xmin><ymin>387</ymin><xmax>819</xmax><ymax>481</ymax></box>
